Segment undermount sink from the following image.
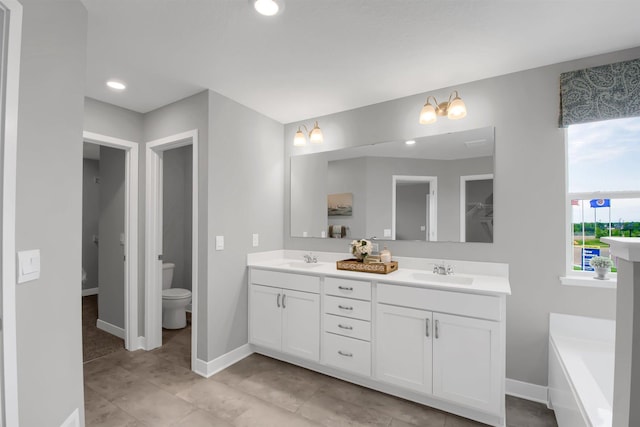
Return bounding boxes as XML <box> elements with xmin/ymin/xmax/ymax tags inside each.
<box><xmin>411</xmin><ymin>272</ymin><xmax>474</xmax><ymax>285</ymax></box>
<box><xmin>278</xmin><ymin>261</ymin><xmax>324</xmax><ymax>269</ymax></box>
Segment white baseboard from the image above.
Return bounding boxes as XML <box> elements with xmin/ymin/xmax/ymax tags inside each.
<box><xmin>96</xmin><ymin>319</ymin><xmax>125</xmax><ymax>339</ymax></box>
<box><xmin>82</xmin><ymin>287</ymin><xmax>98</xmax><ymax>296</ymax></box>
<box><xmin>60</xmin><ymin>408</ymin><xmax>80</xmax><ymax>427</ymax></box>
<box><xmin>506</xmin><ymin>378</ymin><xmax>548</xmax><ymax>405</ymax></box>
<box><xmin>194</xmin><ymin>344</ymin><xmax>252</xmax><ymax>378</ymax></box>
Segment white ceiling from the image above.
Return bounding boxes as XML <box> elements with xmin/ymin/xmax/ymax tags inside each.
<box><xmin>82</xmin><ymin>0</ymin><xmax>640</xmax><ymax>124</ymax></box>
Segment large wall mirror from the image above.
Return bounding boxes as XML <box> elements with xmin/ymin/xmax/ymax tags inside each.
<box><xmin>291</xmin><ymin>126</ymin><xmax>494</xmax><ymax>243</ymax></box>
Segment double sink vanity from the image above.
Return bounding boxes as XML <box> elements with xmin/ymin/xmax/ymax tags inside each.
<box><xmin>247</xmin><ymin>250</ymin><xmax>511</xmax><ymax>426</ymax></box>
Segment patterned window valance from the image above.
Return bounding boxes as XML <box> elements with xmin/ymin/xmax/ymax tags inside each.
<box><xmin>559</xmin><ymin>57</ymin><xmax>640</xmax><ymax>127</ymax></box>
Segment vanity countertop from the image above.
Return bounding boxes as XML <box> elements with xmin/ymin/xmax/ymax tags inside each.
<box><xmin>248</xmin><ymin>252</ymin><xmax>511</xmax><ymax>296</ymax></box>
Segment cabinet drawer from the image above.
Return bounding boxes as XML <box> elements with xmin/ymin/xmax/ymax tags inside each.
<box><xmin>251</xmin><ymin>268</ymin><xmax>320</xmax><ymax>294</ymax></box>
<box><xmin>324</xmin><ymin>295</ymin><xmax>371</xmax><ymax>321</ymax></box>
<box><xmin>324</xmin><ymin>314</ymin><xmax>371</xmax><ymax>341</ymax></box>
<box><xmin>378</xmin><ymin>283</ymin><xmax>501</xmax><ymax>321</ymax></box>
<box><xmin>324</xmin><ymin>277</ymin><xmax>371</xmax><ymax>301</ymax></box>
<box><xmin>323</xmin><ymin>333</ymin><xmax>371</xmax><ymax>377</ymax></box>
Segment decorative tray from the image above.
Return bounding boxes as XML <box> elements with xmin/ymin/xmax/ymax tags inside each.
<box><xmin>336</xmin><ymin>259</ymin><xmax>398</xmax><ymax>275</ymax></box>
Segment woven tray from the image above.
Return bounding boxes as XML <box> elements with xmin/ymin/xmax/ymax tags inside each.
<box><xmin>336</xmin><ymin>259</ymin><xmax>398</xmax><ymax>274</ymax></box>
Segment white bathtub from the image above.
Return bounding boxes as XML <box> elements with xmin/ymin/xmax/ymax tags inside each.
<box><xmin>548</xmin><ymin>313</ymin><xmax>615</xmax><ymax>427</ymax></box>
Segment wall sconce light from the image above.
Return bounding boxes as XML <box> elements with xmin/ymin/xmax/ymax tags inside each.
<box><xmin>294</xmin><ymin>121</ymin><xmax>323</xmax><ymax>146</ymax></box>
<box><xmin>419</xmin><ymin>90</ymin><xmax>467</xmax><ymax>124</ymax></box>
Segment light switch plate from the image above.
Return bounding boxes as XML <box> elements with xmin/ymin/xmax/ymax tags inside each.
<box><xmin>18</xmin><ymin>249</ymin><xmax>41</xmax><ymax>283</ymax></box>
<box><xmin>252</xmin><ymin>233</ymin><xmax>259</xmax><ymax>247</ymax></box>
<box><xmin>420</xmin><ymin>225</ymin><xmax>426</xmax><ymax>231</ymax></box>
<box><xmin>320</xmin><ymin>231</ymin><xmax>326</xmax><ymax>238</ymax></box>
<box><xmin>384</xmin><ymin>229</ymin><xmax>392</xmax><ymax>237</ymax></box>
<box><xmin>215</xmin><ymin>235</ymin><xmax>224</xmax><ymax>250</ymax></box>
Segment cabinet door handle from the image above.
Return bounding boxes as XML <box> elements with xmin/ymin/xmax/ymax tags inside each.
<box><xmin>338</xmin><ymin>324</ymin><xmax>353</xmax><ymax>330</ymax></box>
<box><xmin>282</xmin><ymin>294</ymin><xmax>286</xmax><ymax>309</ymax></box>
<box><xmin>425</xmin><ymin>318</ymin><xmax>429</xmax><ymax>338</ymax></box>
<box><xmin>338</xmin><ymin>305</ymin><xmax>353</xmax><ymax>311</ymax></box>
<box><xmin>338</xmin><ymin>350</ymin><xmax>353</xmax><ymax>357</ymax></box>
<box><xmin>277</xmin><ymin>294</ymin><xmax>281</xmax><ymax>308</ymax></box>
<box><xmin>435</xmin><ymin>319</ymin><xmax>439</xmax><ymax>339</ymax></box>
<box><xmin>338</xmin><ymin>286</ymin><xmax>353</xmax><ymax>291</ymax></box>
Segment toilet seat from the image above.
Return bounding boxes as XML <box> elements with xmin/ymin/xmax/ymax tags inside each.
<box><xmin>162</xmin><ymin>288</ymin><xmax>191</xmax><ymax>299</ymax></box>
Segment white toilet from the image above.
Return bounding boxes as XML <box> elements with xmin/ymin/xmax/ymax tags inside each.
<box><xmin>161</xmin><ymin>262</ymin><xmax>192</xmax><ymax>329</ymax></box>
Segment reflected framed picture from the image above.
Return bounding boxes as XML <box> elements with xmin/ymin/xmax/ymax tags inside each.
<box><xmin>328</xmin><ymin>193</ymin><xmax>353</xmax><ymax>216</ymax></box>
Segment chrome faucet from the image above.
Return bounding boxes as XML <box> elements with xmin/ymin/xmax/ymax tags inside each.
<box><xmin>433</xmin><ymin>262</ymin><xmax>454</xmax><ymax>275</ymax></box>
<box><xmin>303</xmin><ymin>253</ymin><xmax>318</xmax><ymax>263</ymax></box>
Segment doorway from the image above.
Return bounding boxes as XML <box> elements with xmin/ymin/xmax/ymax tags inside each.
<box><xmin>391</xmin><ymin>175</ymin><xmax>437</xmax><ymax>241</ymax></box>
<box><xmin>82</xmin><ymin>132</ymin><xmax>139</xmax><ymax>351</ymax></box>
<box><xmin>460</xmin><ymin>174</ymin><xmax>494</xmax><ymax>243</ymax></box>
<box><xmin>145</xmin><ymin>130</ymin><xmax>198</xmax><ymax>372</ymax></box>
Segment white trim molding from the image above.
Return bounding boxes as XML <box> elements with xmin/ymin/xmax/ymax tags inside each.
<box><xmin>505</xmin><ymin>378</ymin><xmax>549</xmax><ymax>405</ymax></box>
<box><xmin>81</xmin><ymin>287</ymin><xmax>98</xmax><ymax>296</ymax></box>
<box><xmin>194</xmin><ymin>344</ymin><xmax>253</xmax><ymax>378</ymax></box>
<box><xmin>83</xmin><ymin>132</ymin><xmax>139</xmax><ymax>352</ymax></box>
<box><xmin>96</xmin><ymin>319</ymin><xmax>125</xmax><ymax>340</ymax></box>
<box><xmin>145</xmin><ymin>129</ymin><xmax>199</xmax><ymax>373</ymax></box>
<box><xmin>1</xmin><ymin>1</ymin><xmax>23</xmax><ymax>425</ymax></box>
<box><xmin>59</xmin><ymin>408</ymin><xmax>80</xmax><ymax>427</ymax></box>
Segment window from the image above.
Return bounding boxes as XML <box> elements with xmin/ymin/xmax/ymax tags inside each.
<box><xmin>567</xmin><ymin>117</ymin><xmax>640</xmax><ymax>279</ymax></box>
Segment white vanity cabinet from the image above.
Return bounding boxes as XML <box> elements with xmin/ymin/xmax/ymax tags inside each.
<box><xmin>376</xmin><ymin>283</ymin><xmax>503</xmax><ymax>415</ymax></box>
<box><xmin>249</xmin><ymin>269</ymin><xmax>320</xmax><ymax>362</ymax></box>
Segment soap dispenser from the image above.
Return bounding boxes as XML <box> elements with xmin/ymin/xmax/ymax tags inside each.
<box><xmin>380</xmin><ymin>246</ymin><xmax>392</xmax><ymax>263</ymax></box>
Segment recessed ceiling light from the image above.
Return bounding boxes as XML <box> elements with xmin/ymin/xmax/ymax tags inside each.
<box><xmin>405</xmin><ymin>140</ymin><xmax>416</xmax><ymax>145</ymax></box>
<box><xmin>252</xmin><ymin>0</ymin><xmax>283</xmax><ymax>16</ymax></box>
<box><xmin>106</xmin><ymin>80</ymin><xmax>126</xmax><ymax>90</ymax></box>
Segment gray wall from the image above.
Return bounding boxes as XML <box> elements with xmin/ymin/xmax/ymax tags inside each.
<box><xmin>144</xmin><ymin>90</ymin><xmax>210</xmax><ymax>360</ymax></box>
<box><xmin>396</xmin><ymin>182</ymin><xmax>429</xmax><ymax>241</ymax></box>
<box><xmin>284</xmin><ymin>48</ymin><xmax>640</xmax><ymax>386</ymax></box>
<box><xmin>15</xmin><ymin>1</ymin><xmax>87</xmax><ymax>425</ymax></box>
<box><xmin>82</xmin><ymin>158</ymin><xmax>100</xmax><ymax>290</ymax></box>
<box><xmin>163</xmin><ymin>144</ymin><xmax>193</xmax><ymax>291</ymax></box>
<box><xmin>207</xmin><ymin>91</ymin><xmax>284</xmax><ymax>360</ymax></box>
<box><xmin>98</xmin><ymin>146</ymin><xmax>126</xmax><ymax>329</ymax></box>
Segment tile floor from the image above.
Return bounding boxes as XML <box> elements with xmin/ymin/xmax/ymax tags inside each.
<box><xmin>82</xmin><ymin>295</ymin><xmax>125</xmax><ymax>362</ymax></box>
<box><xmin>83</xmin><ymin>326</ymin><xmax>558</xmax><ymax>427</ymax></box>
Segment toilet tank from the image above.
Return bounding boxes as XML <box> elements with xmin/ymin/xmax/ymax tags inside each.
<box><xmin>162</xmin><ymin>263</ymin><xmax>175</xmax><ymax>289</ymax></box>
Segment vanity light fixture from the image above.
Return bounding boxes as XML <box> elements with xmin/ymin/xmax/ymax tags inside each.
<box><xmin>252</xmin><ymin>0</ymin><xmax>283</xmax><ymax>16</ymax></box>
<box><xmin>106</xmin><ymin>80</ymin><xmax>126</xmax><ymax>91</ymax></box>
<box><xmin>419</xmin><ymin>90</ymin><xmax>467</xmax><ymax>124</ymax></box>
<box><xmin>293</xmin><ymin>121</ymin><xmax>323</xmax><ymax>146</ymax></box>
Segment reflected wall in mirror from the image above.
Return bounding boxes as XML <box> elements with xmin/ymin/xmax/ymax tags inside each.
<box><xmin>290</xmin><ymin>126</ymin><xmax>494</xmax><ymax>243</ymax></box>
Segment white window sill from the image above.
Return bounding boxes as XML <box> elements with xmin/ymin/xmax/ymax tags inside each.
<box><xmin>560</xmin><ymin>275</ymin><xmax>617</xmax><ymax>289</ymax></box>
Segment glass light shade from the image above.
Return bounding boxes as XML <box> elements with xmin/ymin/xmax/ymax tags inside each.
<box><xmin>309</xmin><ymin>122</ymin><xmax>323</xmax><ymax>144</ymax></box>
<box><xmin>293</xmin><ymin>129</ymin><xmax>307</xmax><ymax>146</ymax></box>
<box><xmin>106</xmin><ymin>80</ymin><xmax>126</xmax><ymax>90</ymax></box>
<box><xmin>254</xmin><ymin>0</ymin><xmax>279</xmax><ymax>16</ymax></box>
<box><xmin>419</xmin><ymin>103</ymin><xmax>437</xmax><ymax>124</ymax></box>
<box><xmin>447</xmin><ymin>96</ymin><xmax>467</xmax><ymax>120</ymax></box>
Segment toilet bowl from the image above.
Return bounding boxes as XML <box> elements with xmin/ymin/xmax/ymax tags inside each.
<box><xmin>161</xmin><ymin>262</ymin><xmax>192</xmax><ymax>329</ymax></box>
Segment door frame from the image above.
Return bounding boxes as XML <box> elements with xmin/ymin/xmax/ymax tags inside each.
<box><xmin>83</xmin><ymin>132</ymin><xmax>140</xmax><ymax>350</ymax></box>
<box><xmin>145</xmin><ymin>129</ymin><xmax>198</xmax><ymax>372</ymax></box>
<box><xmin>459</xmin><ymin>174</ymin><xmax>493</xmax><ymax>242</ymax></box>
<box><xmin>0</xmin><ymin>1</ymin><xmax>22</xmax><ymax>425</ymax></box>
<box><xmin>391</xmin><ymin>175</ymin><xmax>437</xmax><ymax>241</ymax></box>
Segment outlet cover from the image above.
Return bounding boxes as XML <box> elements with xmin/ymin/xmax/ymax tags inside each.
<box><xmin>215</xmin><ymin>235</ymin><xmax>224</xmax><ymax>250</ymax></box>
<box><xmin>252</xmin><ymin>233</ymin><xmax>259</xmax><ymax>247</ymax></box>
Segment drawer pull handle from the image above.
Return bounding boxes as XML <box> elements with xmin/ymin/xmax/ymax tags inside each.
<box><xmin>338</xmin><ymin>324</ymin><xmax>353</xmax><ymax>330</ymax></box>
<box><xmin>338</xmin><ymin>305</ymin><xmax>353</xmax><ymax>311</ymax></box>
<box><xmin>338</xmin><ymin>350</ymin><xmax>353</xmax><ymax>357</ymax></box>
<box><xmin>435</xmin><ymin>319</ymin><xmax>439</xmax><ymax>339</ymax></box>
<box><xmin>277</xmin><ymin>294</ymin><xmax>281</xmax><ymax>308</ymax></box>
<box><xmin>338</xmin><ymin>286</ymin><xmax>353</xmax><ymax>291</ymax></box>
<box><xmin>425</xmin><ymin>318</ymin><xmax>429</xmax><ymax>338</ymax></box>
<box><xmin>282</xmin><ymin>294</ymin><xmax>286</xmax><ymax>309</ymax></box>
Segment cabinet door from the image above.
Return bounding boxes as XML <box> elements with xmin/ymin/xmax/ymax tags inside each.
<box><xmin>282</xmin><ymin>289</ymin><xmax>320</xmax><ymax>361</ymax></box>
<box><xmin>249</xmin><ymin>284</ymin><xmax>282</xmax><ymax>351</ymax></box>
<box><xmin>376</xmin><ymin>304</ymin><xmax>432</xmax><ymax>394</ymax></box>
<box><xmin>432</xmin><ymin>312</ymin><xmax>501</xmax><ymax>414</ymax></box>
